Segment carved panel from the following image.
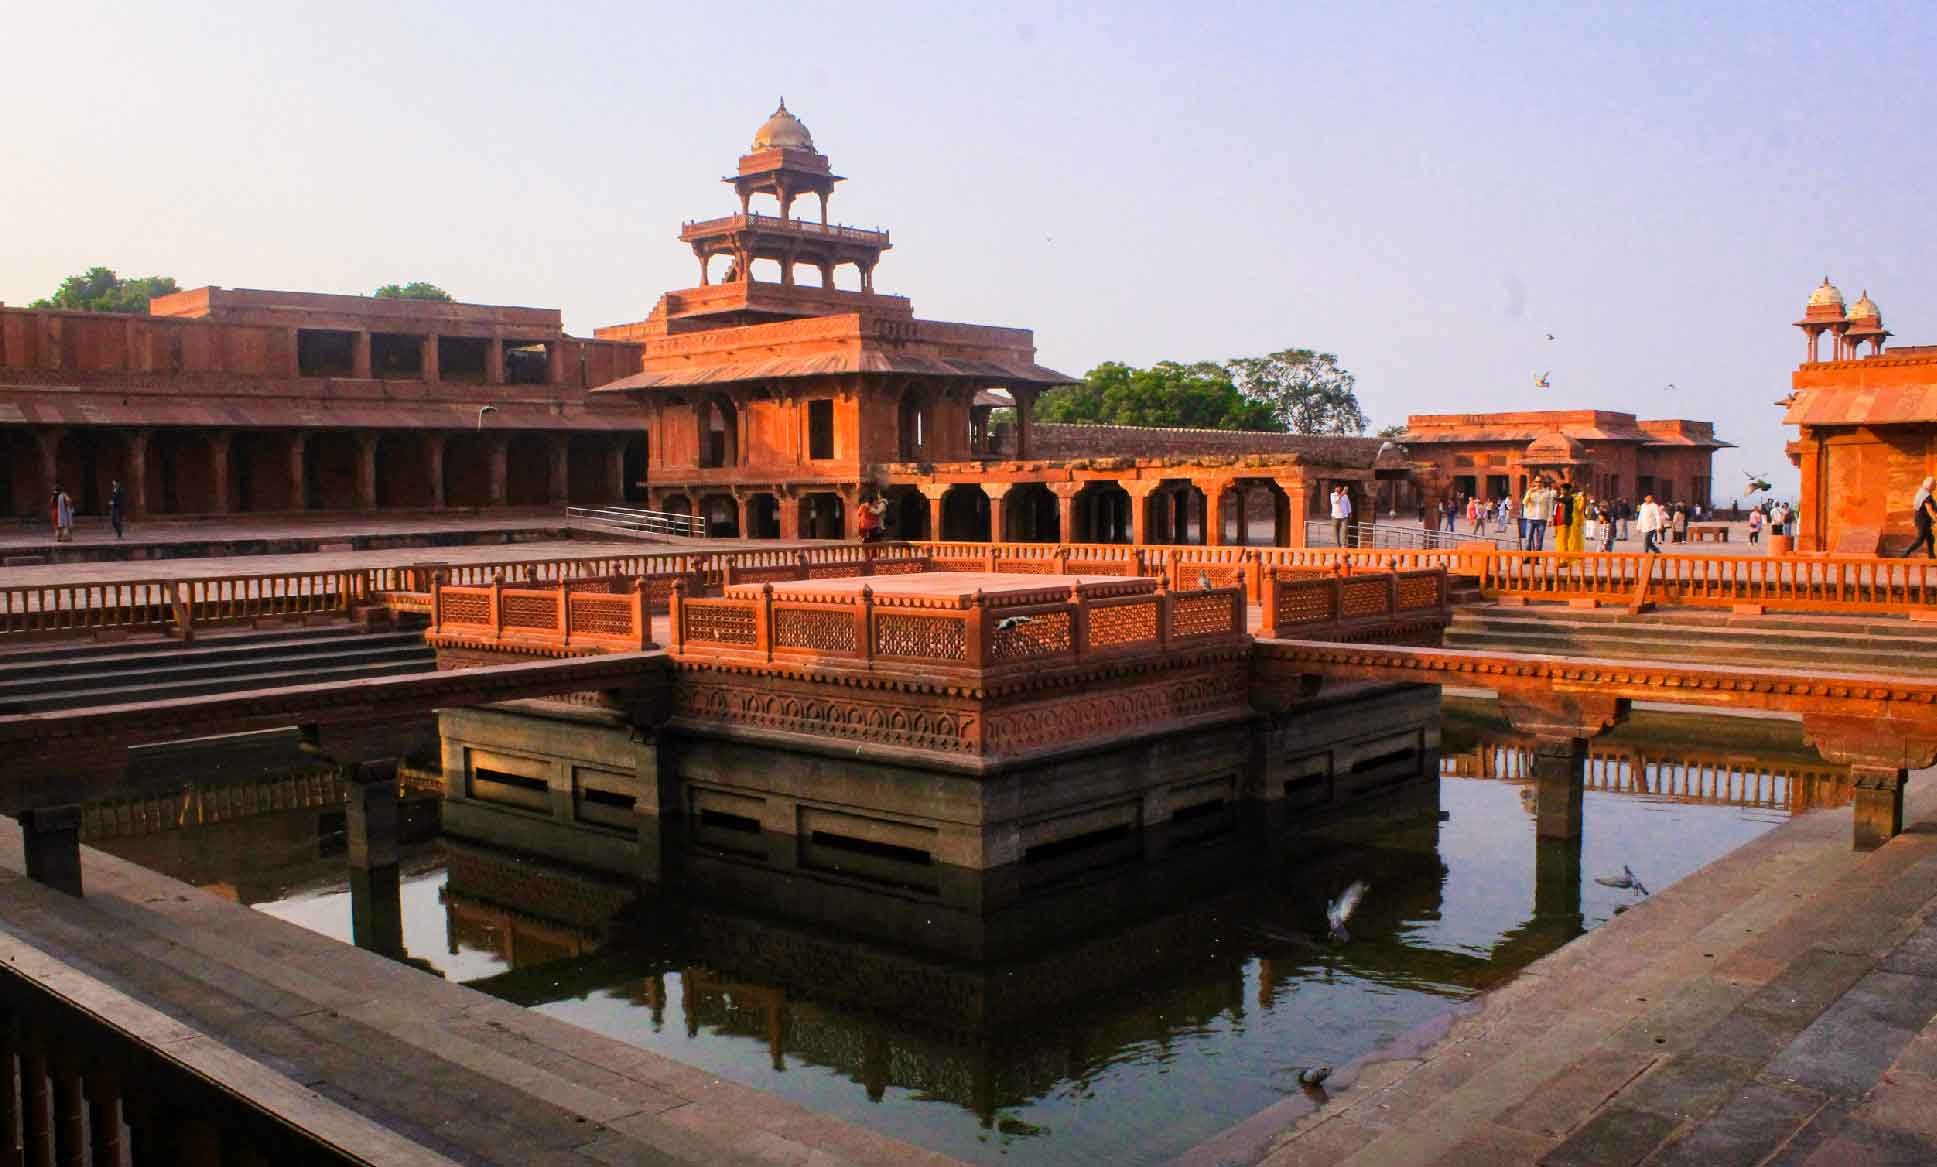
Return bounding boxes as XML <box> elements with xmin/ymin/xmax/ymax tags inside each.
<box><xmin>775</xmin><ymin>608</ymin><xmax>858</xmax><ymax>652</ymax></box>
<box><xmin>440</xmin><ymin>592</ymin><xmax>489</xmax><ymax>626</ymax></box>
<box><xmin>1341</xmin><ymin>577</ymin><xmax>1390</xmax><ymax>618</ymax></box>
<box><xmin>502</xmin><ymin>594</ymin><xmax>559</xmax><ymax>630</ymax></box>
<box><xmin>1396</xmin><ymin>574</ymin><xmax>1442</xmax><ymax>611</ymax></box>
<box><xmin>673</xmin><ymin>676</ymin><xmax>979</xmax><ymax>754</ymax></box>
<box><xmin>569</xmin><ymin>594</ymin><xmax>634</xmax><ymax>637</ymax></box>
<box><xmin>985</xmin><ymin>665</ymin><xmax>1248</xmax><ymax>754</ymax></box>
<box><xmin>992</xmin><ymin>610</ymin><xmax>1072</xmax><ymax>660</ymax></box>
<box><xmin>1086</xmin><ymin>600</ymin><xmax>1158</xmax><ymax>649</ymax></box>
<box><xmin>685</xmin><ymin>602</ymin><xmax>758</xmax><ymax>645</ymax></box>
<box><xmin>1170</xmin><ymin>593</ymin><xmax>1235</xmax><ymax>638</ymax></box>
<box><xmin>1275</xmin><ymin>581</ymin><xmax>1335</xmax><ymax>626</ymax></box>
<box><xmin>874</xmin><ymin>613</ymin><xmax>967</xmax><ymax>661</ymax></box>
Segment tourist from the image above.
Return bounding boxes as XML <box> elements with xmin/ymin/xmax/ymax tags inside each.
<box><xmin>1671</xmin><ymin>504</ymin><xmax>1688</xmax><ymax>544</ymax></box>
<box><xmin>1552</xmin><ymin>482</ymin><xmax>1579</xmax><ymax>554</ymax></box>
<box><xmin>1500</xmin><ymin>495</ymin><xmax>1516</xmax><ymax>538</ymax></box>
<box><xmin>1466</xmin><ymin>494</ymin><xmax>1484</xmax><ymax>536</ymax></box>
<box><xmin>1771</xmin><ymin>501</ymin><xmax>1790</xmax><ymax>538</ymax></box>
<box><xmin>1638</xmin><ymin>494</ymin><xmax>1664</xmax><ymax>553</ymax></box>
<box><xmin>1747</xmin><ymin>506</ymin><xmax>1763</xmax><ymax>544</ymax></box>
<box><xmin>108</xmin><ymin>479</ymin><xmax>126</xmax><ymax>540</ymax></box>
<box><xmin>1903</xmin><ymin>477</ymin><xmax>1937</xmax><ymax>558</ymax></box>
<box><xmin>857</xmin><ymin>493</ymin><xmax>882</xmax><ymax>543</ymax></box>
<box><xmin>1331</xmin><ymin>485</ymin><xmax>1353</xmax><ymax>546</ymax></box>
<box><xmin>1599</xmin><ymin>501</ymin><xmax>1616</xmax><ymax>552</ymax></box>
<box><xmin>1522</xmin><ymin>479</ymin><xmax>1553</xmax><ymax>552</ymax></box>
<box><xmin>51</xmin><ymin>484</ymin><xmax>73</xmax><ymax>542</ymax></box>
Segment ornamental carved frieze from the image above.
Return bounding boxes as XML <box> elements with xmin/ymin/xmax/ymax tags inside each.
<box><xmin>982</xmin><ymin>662</ymin><xmax>1249</xmax><ymax>756</ymax></box>
<box><xmin>672</xmin><ymin>671</ymin><xmax>981</xmax><ymax>755</ymax></box>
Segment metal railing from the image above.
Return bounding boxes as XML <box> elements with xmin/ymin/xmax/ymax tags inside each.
<box><xmin>565</xmin><ymin>505</ymin><xmax>707</xmax><ymax>539</ymax></box>
<box><xmin>1304</xmin><ymin>518</ymin><xmax>1509</xmax><ymax>551</ymax></box>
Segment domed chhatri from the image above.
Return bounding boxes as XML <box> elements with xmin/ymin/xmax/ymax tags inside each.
<box><xmin>1848</xmin><ymin>291</ymin><xmax>1882</xmax><ymax>323</ymax></box>
<box><xmin>1807</xmin><ymin>276</ymin><xmax>1846</xmax><ymax>312</ymax></box>
<box><xmin>752</xmin><ymin>99</ymin><xmax>814</xmax><ymax>152</ymax></box>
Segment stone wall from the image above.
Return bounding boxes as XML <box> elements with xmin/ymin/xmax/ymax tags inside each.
<box><xmin>994</xmin><ymin>422</ymin><xmax>1388</xmax><ymax>464</ymax></box>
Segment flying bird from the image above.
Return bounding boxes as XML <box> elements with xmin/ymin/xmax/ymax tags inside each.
<box><xmin>1198</xmin><ymin>571</ymin><xmax>1214</xmax><ymax>591</ymax></box>
<box><xmin>1743</xmin><ymin>472</ymin><xmax>1773</xmax><ymax>494</ymax></box>
<box><xmin>1298</xmin><ymin>1066</ymin><xmax>1333</xmax><ymax>1089</ymax></box>
<box><xmin>995</xmin><ymin>615</ymin><xmax>1034</xmax><ymax>632</ymax></box>
<box><xmin>1545</xmin><ymin>333</ymin><xmax>1556</xmax><ymax>341</ymax></box>
<box><xmin>1593</xmin><ymin>865</ymin><xmax>1649</xmax><ymax>895</ymax></box>
<box><xmin>1326</xmin><ymin>880</ymin><xmax>1369</xmax><ymax>943</ymax></box>
<box><xmin>1665</xmin><ymin>383</ymin><xmax>1678</xmax><ymax>391</ymax></box>
<box><xmin>1534</xmin><ymin>371</ymin><xmax>1551</xmax><ymax>389</ymax></box>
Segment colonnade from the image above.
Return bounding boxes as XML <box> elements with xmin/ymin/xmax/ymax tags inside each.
<box><xmin>0</xmin><ymin>425</ymin><xmax>646</xmax><ymax>518</ymax></box>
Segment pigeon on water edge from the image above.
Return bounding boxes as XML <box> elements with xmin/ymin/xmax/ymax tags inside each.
<box><xmin>1594</xmin><ymin>865</ymin><xmax>1649</xmax><ymax>895</ymax></box>
<box><xmin>1327</xmin><ymin>881</ymin><xmax>1369</xmax><ymax>943</ymax></box>
<box><xmin>1299</xmin><ymin>1066</ymin><xmax>1332</xmax><ymax>1088</ymax></box>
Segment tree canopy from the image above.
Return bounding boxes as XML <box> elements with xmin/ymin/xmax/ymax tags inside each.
<box><xmin>29</xmin><ymin>267</ymin><xmax>180</xmax><ymax>314</ymax></box>
<box><xmin>372</xmin><ymin>281</ymin><xmax>454</xmax><ymax>302</ymax></box>
<box><xmin>1226</xmin><ymin>349</ymin><xmax>1366</xmax><ymax>435</ymax></box>
<box><xmin>1036</xmin><ymin>361</ymin><xmax>1285</xmax><ymax>431</ymax></box>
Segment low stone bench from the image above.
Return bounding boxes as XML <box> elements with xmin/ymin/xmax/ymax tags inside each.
<box><xmin>1688</xmin><ymin>523</ymin><xmax>1730</xmax><ymax>542</ymax></box>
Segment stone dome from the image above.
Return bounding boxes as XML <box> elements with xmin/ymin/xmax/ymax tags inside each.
<box><xmin>1807</xmin><ymin>277</ymin><xmax>1846</xmax><ymax>311</ymax></box>
<box><xmin>1848</xmin><ymin>290</ymin><xmax>1882</xmax><ymax>323</ymax></box>
<box><xmin>752</xmin><ymin>100</ymin><xmax>814</xmax><ymax>151</ymax></box>
<box><xmin>1524</xmin><ymin>432</ymin><xmax>1588</xmax><ymax>464</ymax></box>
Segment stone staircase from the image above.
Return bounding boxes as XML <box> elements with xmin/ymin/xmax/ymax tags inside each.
<box><xmin>0</xmin><ymin>625</ymin><xmax>437</xmax><ymax>714</ymax></box>
<box><xmin>1445</xmin><ymin>602</ymin><xmax>1937</xmax><ymax>676</ymax></box>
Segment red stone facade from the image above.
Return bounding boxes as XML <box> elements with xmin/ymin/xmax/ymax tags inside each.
<box><xmin>0</xmin><ymin>289</ymin><xmax>646</xmax><ymax>520</ymax></box>
<box><xmin>1784</xmin><ymin>280</ymin><xmax>1936</xmax><ymax>554</ymax></box>
<box><xmin>1400</xmin><ymin>410</ymin><xmax>1728</xmax><ymax>508</ymax></box>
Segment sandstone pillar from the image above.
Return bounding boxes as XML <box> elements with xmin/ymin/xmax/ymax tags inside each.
<box><xmin>208</xmin><ymin>430</ymin><xmax>232</xmax><ymax>515</ymax></box>
<box><xmin>606</xmin><ymin>439</ymin><xmax>625</xmax><ymax>503</ymax></box>
<box><xmin>1050</xmin><ymin>482</ymin><xmax>1081</xmax><ymax>545</ymax></box>
<box><xmin>484</xmin><ymin>337</ymin><xmax>505</xmax><ymax>385</ymax></box>
<box><xmin>736</xmin><ymin>491</ymin><xmax>754</xmax><ymax>538</ymax></box>
<box><xmin>1198</xmin><ymin>480</ymin><xmax>1228</xmax><ymax>546</ymax></box>
<box><xmin>1531</xmin><ymin>736</ymin><xmax>1587</xmax><ymax>840</ymax></box>
<box><xmin>351</xmin><ymin>331</ymin><xmax>372</xmax><ymax>379</ymax></box>
<box><xmin>354</xmin><ymin>432</ymin><xmax>378</xmax><ymax>510</ymax></box>
<box><xmin>1125</xmin><ymin>482</ymin><xmax>1160</xmax><ymax>545</ymax></box>
<box><xmin>126</xmin><ymin>429</ymin><xmax>150</xmax><ymax>515</ymax></box>
<box><xmin>34</xmin><ymin>428</ymin><xmax>59</xmax><ymax>501</ymax></box>
<box><xmin>546</xmin><ymin>341</ymin><xmax>565</xmax><ymax>385</ymax></box>
<box><xmin>19</xmin><ymin>805</ymin><xmax>82</xmax><ymax>896</ymax></box>
<box><xmin>777</xmin><ymin>489</ymin><xmax>801</xmax><ymax>540</ymax></box>
<box><xmin>427</xmin><ymin>433</ymin><xmax>447</xmax><ymax>508</ymax></box>
<box><xmin>1533</xmin><ymin>835</ymin><xmax>1584</xmax><ymax>933</ymax></box>
<box><xmin>548</xmin><ymin>434</ymin><xmax>569</xmax><ymax>505</ymax></box>
<box><xmin>1012</xmin><ymin>386</ymin><xmax>1039</xmax><ymax>460</ymax></box>
<box><xmin>288</xmin><ymin>432</ymin><xmax>310</xmax><ymax>511</ymax></box>
<box><xmin>422</xmin><ymin>334</ymin><xmax>440</xmax><ymax>384</ymax></box>
<box><xmin>919</xmin><ymin>485</ymin><xmax>948</xmax><ymax>542</ymax></box>
<box><xmin>1850</xmin><ymin>764</ymin><xmax>1906</xmax><ymax>852</ymax></box>
<box><xmin>1276</xmin><ymin>476</ymin><xmax>1308</xmax><ymax>547</ymax></box>
<box><xmin>838</xmin><ymin>484</ymin><xmax>863</xmax><ymax>541</ymax></box>
<box><xmin>488</xmin><ymin>436</ymin><xmax>508</xmax><ymax>506</ymax></box>
<box><xmin>984</xmin><ymin>482</ymin><xmax>1013</xmax><ymax>543</ymax></box>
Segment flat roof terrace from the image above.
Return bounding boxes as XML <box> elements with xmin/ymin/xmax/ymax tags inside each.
<box><xmin>721</xmin><ymin>570</ymin><xmax>1136</xmax><ymax>601</ymax></box>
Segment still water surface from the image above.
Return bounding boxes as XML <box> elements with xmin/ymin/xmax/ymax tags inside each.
<box><xmin>101</xmin><ymin>703</ymin><xmax>1848</xmax><ymax>1167</ymax></box>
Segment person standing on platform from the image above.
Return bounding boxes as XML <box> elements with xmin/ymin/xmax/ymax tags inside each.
<box><xmin>1330</xmin><ymin>485</ymin><xmax>1353</xmax><ymax>547</ymax></box>
<box><xmin>1553</xmin><ymin>482</ymin><xmax>1581</xmax><ymax>554</ymax></box>
<box><xmin>51</xmin><ymin>485</ymin><xmax>73</xmax><ymax>542</ymax></box>
<box><xmin>1747</xmin><ymin>506</ymin><xmax>1763</xmax><ymax>544</ymax></box>
<box><xmin>1638</xmin><ymin>494</ymin><xmax>1664</xmax><ymax>553</ymax></box>
<box><xmin>1903</xmin><ymin>478</ymin><xmax>1937</xmax><ymax>558</ymax></box>
<box><xmin>108</xmin><ymin>480</ymin><xmax>126</xmax><ymax>540</ymax></box>
<box><xmin>1671</xmin><ymin>504</ymin><xmax>1688</xmax><ymax>544</ymax></box>
<box><xmin>1522</xmin><ymin>479</ymin><xmax>1550</xmax><ymax>551</ymax></box>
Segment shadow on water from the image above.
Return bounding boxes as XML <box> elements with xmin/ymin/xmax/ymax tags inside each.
<box><xmin>86</xmin><ymin>697</ymin><xmax>1853</xmax><ymax>1167</ymax></box>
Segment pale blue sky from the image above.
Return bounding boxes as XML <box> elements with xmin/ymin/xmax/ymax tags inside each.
<box><xmin>6</xmin><ymin>1</ymin><xmax>1932</xmax><ymax>497</ymax></box>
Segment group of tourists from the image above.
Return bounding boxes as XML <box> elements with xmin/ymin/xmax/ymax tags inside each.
<box><xmin>44</xmin><ymin>481</ymin><xmax>128</xmax><ymax>542</ymax></box>
<box><xmin>1744</xmin><ymin>499</ymin><xmax>1793</xmax><ymax>545</ymax></box>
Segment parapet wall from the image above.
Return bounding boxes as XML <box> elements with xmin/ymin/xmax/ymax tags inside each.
<box><xmin>997</xmin><ymin>423</ymin><xmax>1387</xmax><ymax>463</ymax></box>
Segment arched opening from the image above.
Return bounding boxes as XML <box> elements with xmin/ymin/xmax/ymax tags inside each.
<box><xmin>376</xmin><ymin>433</ymin><xmax>434</xmax><ymax>509</ymax></box>
<box><xmin>152</xmin><ymin>431</ymin><xmax>218</xmax><ymax>515</ymax></box>
<box><xmin>699</xmin><ymin>493</ymin><xmax>740</xmax><ymax>538</ymax></box>
<box><xmin>745</xmin><ymin>492</ymin><xmax>781</xmax><ymax>539</ymax></box>
<box><xmin>442</xmin><ymin>434</ymin><xmax>493</xmax><ymax>508</ymax></box>
<box><xmin>1145</xmin><ymin>480</ymin><xmax>1205</xmax><ymax>545</ymax></box>
<box><xmin>55</xmin><ymin>429</ymin><xmax>130</xmax><ymax>516</ymax></box>
<box><xmin>1074</xmin><ymin>482</ymin><xmax>1133</xmax><ymax>544</ymax></box>
<box><xmin>1002</xmin><ymin>483</ymin><xmax>1059</xmax><ymax>542</ymax></box>
<box><xmin>231</xmin><ymin>431</ymin><xmax>294</xmax><ymax>513</ymax></box>
<box><xmin>831</xmin><ymin>264</ymin><xmax>863</xmax><ymax>293</ymax></box>
<box><xmin>622</xmin><ymin>435</ymin><xmax>648</xmax><ymax>503</ymax></box>
<box><xmin>0</xmin><ymin>429</ymin><xmax>41</xmax><ymax>517</ymax></box>
<box><xmin>798</xmin><ymin>492</ymin><xmax>846</xmax><ymax>540</ymax></box>
<box><xmin>882</xmin><ymin>485</ymin><xmax>928</xmax><ymax>541</ymax></box>
<box><xmin>505</xmin><ymin>434</ymin><xmax>551</xmax><ymax>506</ymax></box>
<box><xmin>699</xmin><ymin>397</ymin><xmax>738</xmax><ymax>469</ymax></box>
<box><xmin>568</xmin><ymin>435</ymin><xmax>611</xmax><ymax>505</ymax></box>
<box><xmin>748</xmin><ymin>257</ymin><xmax>784</xmax><ymax>285</ymax></box>
<box><xmin>940</xmin><ymin>484</ymin><xmax>990</xmax><ymax>542</ymax></box>
<box><xmin>305</xmin><ymin>433</ymin><xmax>360</xmax><ymax>511</ymax></box>
<box><xmin>897</xmin><ymin>388</ymin><xmax>931</xmax><ymax>462</ymax></box>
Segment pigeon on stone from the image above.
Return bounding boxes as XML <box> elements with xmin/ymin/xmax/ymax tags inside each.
<box><xmin>1299</xmin><ymin>1066</ymin><xmax>1332</xmax><ymax>1088</ymax></box>
<box><xmin>1327</xmin><ymin>880</ymin><xmax>1369</xmax><ymax>943</ymax></box>
<box><xmin>995</xmin><ymin>615</ymin><xmax>1034</xmax><ymax>632</ymax></box>
<box><xmin>1199</xmin><ymin>571</ymin><xmax>1214</xmax><ymax>591</ymax></box>
<box><xmin>1594</xmin><ymin>865</ymin><xmax>1649</xmax><ymax>895</ymax></box>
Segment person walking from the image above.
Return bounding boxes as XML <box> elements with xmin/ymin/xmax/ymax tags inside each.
<box><xmin>1466</xmin><ymin>494</ymin><xmax>1484</xmax><ymax>536</ymax></box>
<box><xmin>108</xmin><ymin>479</ymin><xmax>126</xmax><ymax>540</ymax></box>
<box><xmin>1903</xmin><ymin>477</ymin><xmax>1937</xmax><ymax>558</ymax></box>
<box><xmin>1330</xmin><ymin>485</ymin><xmax>1353</xmax><ymax>547</ymax></box>
<box><xmin>51</xmin><ymin>485</ymin><xmax>73</xmax><ymax>542</ymax></box>
<box><xmin>1638</xmin><ymin>494</ymin><xmax>1664</xmax><ymax>553</ymax></box>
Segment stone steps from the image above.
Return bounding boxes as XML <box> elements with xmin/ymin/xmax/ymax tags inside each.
<box><xmin>1447</xmin><ymin>605</ymin><xmax>1937</xmax><ymax>675</ymax></box>
<box><xmin>0</xmin><ymin>627</ymin><xmax>436</xmax><ymax>713</ymax></box>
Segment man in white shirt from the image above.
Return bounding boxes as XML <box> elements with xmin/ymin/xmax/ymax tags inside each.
<box><xmin>1637</xmin><ymin>494</ymin><xmax>1665</xmax><ymax>554</ymax></box>
<box><xmin>1521</xmin><ymin>480</ymin><xmax>1554</xmax><ymax>551</ymax></box>
<box><xmin>1330</xmin><ymin>485</ymin><xmax>1353</xmax><ymax>547</ymax></box>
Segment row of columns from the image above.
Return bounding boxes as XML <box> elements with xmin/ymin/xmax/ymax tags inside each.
<box><xmin>309</xmin><ymin>331</ymin><xmax>564</xmax><ymax>386</ymax></box>
<box><xmin>15</xmin><ymin>426</ymin><xmax>632</xmax><ymax>517</ymax></box>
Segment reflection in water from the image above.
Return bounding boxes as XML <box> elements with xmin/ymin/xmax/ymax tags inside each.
<box><xmin>89</xmin><ymin>700</ymin><xmax>1852</xmax><ymax>1167</ymax></box>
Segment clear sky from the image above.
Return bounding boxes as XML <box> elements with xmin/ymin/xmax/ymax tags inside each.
<box><xmin>6</xmin><ymin>1</ymin><xmax>1932</xmax><ymax>499</ymax></box>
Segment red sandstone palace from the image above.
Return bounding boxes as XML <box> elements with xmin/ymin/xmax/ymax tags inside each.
<box><xmin>1785</xmin><ymin>278</ymin><xmax>1937</xmax><ymax>554</ymax></box>
<box><xmin>1400</xmin><ymin>411</ymin><xmax>1728</xmax><ymax>507</ymax></box>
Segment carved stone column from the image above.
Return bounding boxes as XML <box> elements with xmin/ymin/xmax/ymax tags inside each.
<box><xmin>126</xmin><ymin>429</ymin><xmax>150</xmax><ymax>515</ymax></box>
<box><xmin>488</xmin><ymin>435</ymin><xmax>509</xmax><ymax>507</ymax></box>
<box><xmin>1530</xmin><ymin>736</ymin><xmax>1587</xmax><ymax>840</ymax></box>
<box><xmin>1049</xmin><ymin>482</ymin><xmax>1082</xmax><ymax>545</ymax></box>
<box><xmin>1197</xmin><ymin>480</ymin><xmax>1230</xmax><ymax>546</ymax></box>
<box><xmin>983</xmin><ymin>482</ymin><xmax>1014</xmax><ymax>543</ymax></box>
<box><xmin>208</xmin><ymin>430</ymin><xmax>232</xmax><ymax>515</ymax></box>
<box><xmin>1124</xmin><ymin>481</ymin><xmax>1162</xmax><ymax>546</ymax></box>
<box><xmin>354</xmin><ymin>431</ymin><xmax>378</xmax><ymax>511</ymax></box>
<box><xmin>351</xmin><ymin>331</ymin><xmax>372</xmax><ymax>379</ymax></box>
<box><xmin>422</xmin><ymin>334</ymin><xmax>440</xmax><ymax>384</ymax></box>
<box><xmin>919</xmin><ymin>484</ymin><xmax>949</xmax><ymax>541</ymax></box>
<box><xmin>426</xmin><ymin>432</ymin><xmax>447</xmax><ymax>508</ymax></box>
<box><xmin>288</xmin><ymin>431</ymin><xmax>310</xmax><ymax>511</ymax></box>
<box><xmin>606</xmin><ymin>438</ymin><xmax>626</xmax><ymax>502</ymax></box>
<box><xmin>548</xmin><ymin>434</ymin><xmax>570</xmax><ymax>505</ymax></box>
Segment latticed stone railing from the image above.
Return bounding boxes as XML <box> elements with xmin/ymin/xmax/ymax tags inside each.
<box><xmin>427</xmin><ymin>575</ymin><xmax>655</xmax><ymax>653</ymax></box>
<box><xmin>670</xmin><ymin>575</ymin><xmax>1248</xmax><ymax>674</ymax></box>
<box><xmin>1257</xmin><ymin>567</ymin><xmax>1449</xmax><ymax>642</ymax></box>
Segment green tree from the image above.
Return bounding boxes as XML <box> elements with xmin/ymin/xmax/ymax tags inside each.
<box><xmin>1227</xmin><ymin>349</ymin><xmax>1366</xmax><ymax>435</ymax></box>
<box><xmin>30</xmin><ymin>267</ymin><xmax>180</xmax><ymax>314</ymax></box>
<box><xmin>1036</xmin><ymin>360</ymin><xmax>1286</xmax><ymax>431</ymax></box>
<box><xmin>372</xmin><ymin>281</ymin><xmax>454</xmax><ymax>302</ymax></box>
<box><xmin>1376</xmin><ymin>422</ymin><xmax>1409</xmax><ymax>439</ymax></box>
